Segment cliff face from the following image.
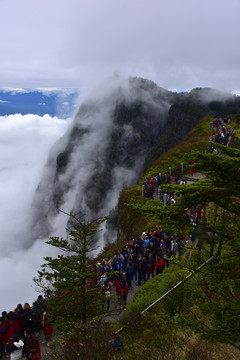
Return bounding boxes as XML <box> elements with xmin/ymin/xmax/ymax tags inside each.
<box><xmin>30</xmin><ymin>77</ymin><xmax>174</xmax><ymax>244</ymax></box>
<box><xmin>29</xmin><ymin>77</ymin><xmax>240</xmax><ymax>248</ymax></box>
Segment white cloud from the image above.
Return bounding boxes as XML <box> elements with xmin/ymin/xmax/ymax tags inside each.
<box><xmin>232</xmin><ymin>90</ymin><xmax>240</xmax><ymax>96</ymax></box>
<box><xmin>0</xmin><ymin>0</ymin><xmax>239</xmax><ymax>92</ymax></box>
<box><xmin>0</xmin><ymin>113</ymin><xmax>71</xmax><ymax>311</ymax></box>
<box><xmin>1</xmin><ymin>88</ymin><xmax>29</xmax><ymax>94</ymax></box>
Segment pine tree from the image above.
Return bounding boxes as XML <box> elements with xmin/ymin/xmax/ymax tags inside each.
<box><xmin>35</xmin><ymin>211</ymin><xmax>108</xmax><ymax>333</ymax></box>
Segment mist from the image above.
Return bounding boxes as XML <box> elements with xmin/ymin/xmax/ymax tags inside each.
<box><xmin>0</xmin><ymin>113</ymin><xmax>70</xmax><ymax>311</ymax></box>
<box><xmin>28</xmin><ymin>76</ymin><xmax>172</xmax><ymax>252</ymax></box>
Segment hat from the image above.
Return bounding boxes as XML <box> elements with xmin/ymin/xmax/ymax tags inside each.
<box><xmin>142</xmin><ymin>232</ymin><xmax>146</xmax><ymax>235</ymax></box>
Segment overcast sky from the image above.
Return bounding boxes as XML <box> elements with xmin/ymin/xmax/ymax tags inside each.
<box><xmin>0</xmin><ymin>0</ymin><xmax>240</xmax><ymax>93</ymax></box>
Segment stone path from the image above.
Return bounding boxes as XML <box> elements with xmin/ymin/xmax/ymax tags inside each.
<box><xmin>183</xmin><ymin>171</ymin><xmax>205</xmax><ymax>185</ymax></box>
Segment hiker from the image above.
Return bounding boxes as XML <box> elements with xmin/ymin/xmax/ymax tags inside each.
<box><xmin>22</xmin><ymin>329</ymin><xmax>41</xmax><ymax>360</ymax></box>
<box><xmin>1</xmin><ymin>312</ymin><xmax>15</xmax><ymax>346</ymax></box>
<box><xmin>125</xmin><ymin>262</ymin><xmax>133</xmax><ymax>290</ymax></box>
<box><xmin>147</xmin><ymin>253</ymin><xmax>155</xmax><ymax>279</ymax></box>
<box><xmin>137</xmin><ymin>254</ymin><xmax>147</xmax><ymax>285</ymax></box>
<box><xmin>102</xmin><ymin>280</ymin><xmax>111</xmax><ymax>311</ymax></box>
<box><xmin>6</xmin><ymin>334</ymin><xmax>24</xmax><ymax>360</ymax></box>
<box><xmin>120</xmin><ymin>280</ymin><xmax>128</xmax><ymax>311</ymax></box>
<box><xmin>42</xmin><ymin>311</ymin><xmax>53</xmax><ymax>345</ymax></box>
<box><xmin>155</xmin><ymin>255</ymin><xmax>164</xmax><ymax>275</ymax></box>
<box><xmin>14</xmin><ymin>305</ymin><xmax>24</xmax><ymax>339</ymax></box>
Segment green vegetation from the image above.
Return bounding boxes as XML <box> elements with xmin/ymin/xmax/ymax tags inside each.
<box><xmin>115</xmin><ymin>113</ymin><xmax>240</xmax><ymax>357</ymax></box>
<box><xmin>38</xmin><ymin>111</ymin><xmax>240</xmax><ymax>359</ymax></box>
<box><xmin>34</xmin><ymin>211</ymin><xmax>108</xmax><ymax>332</ymax></box>
<box><xmin>118</xmin><ymin>115</ymin><xmax>215</xmax><ymax>238</ymax></box>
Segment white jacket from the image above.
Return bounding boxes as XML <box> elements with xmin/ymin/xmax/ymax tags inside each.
<box><xmin>10</xmin><ymin>340</ymin><xmax>24</xmax><ymax>360</ymax></box>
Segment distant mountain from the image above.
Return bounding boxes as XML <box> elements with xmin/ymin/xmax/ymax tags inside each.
<box><xmin>0</xmin><ymin>88</ymin><xmax>79</xmax><ymax>118</ymax></box>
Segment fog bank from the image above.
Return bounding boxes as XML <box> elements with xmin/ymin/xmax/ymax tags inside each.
<box><xmin>0</xmin><ymin>113</ymin><xmax>70</xmax><ymax>311</ymax></box>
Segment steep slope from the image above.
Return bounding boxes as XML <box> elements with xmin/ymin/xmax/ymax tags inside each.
<box><xmin>30</xmin><ymin>77</ymin><xmax>175</xmax><ymax>246</ymax></box>
<box><xmin>29</xmin><ymin>77</ymin><xmax>240</xmax><ymax>250</ymax></box>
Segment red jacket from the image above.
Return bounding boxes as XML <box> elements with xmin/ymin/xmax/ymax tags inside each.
<box><xmin>0</xmin><ymin>320</ymin><xmax>6</xmax><ymax>344</ymax></box>
<box><xmin>14</xmin><ymin>309</ymin><xmax>24</xmax><ymax>334</ymax></box>
<box><xmin>2</xmin><ymin>320</ymin><xmax>15</xmax><ymax>344</ymax></box>
<box><xmin>121</xmin><ymin>283</ymin><xmax>129</xmax><ymax>297</ymax></box>
<box><xmin>115</xmin><ymin>277</ymin><xmax>121</xmax><ymax>294</ymax></box>
<box><xmin>29</xmin><ymin>336</ymin><xmax>41</xmax><ymax>360</ymax></box>
<box><xmin>147</xmin><ymin>259</ymin><xmax>155</xmax><ymax>274</ymax></box>
<box><xmin>43</xmin><ymin>312</ymin><xmax>53</xmax><ymax>336</ymax></box>
<box><xmin>155</xmin><ymin>258</ymin><xmax>164</xmax><ymax>270</ymax></box>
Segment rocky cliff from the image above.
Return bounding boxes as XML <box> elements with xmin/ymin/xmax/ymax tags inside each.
<box><xmin>29</xmin><ymin>77</ymin><xmax>240</xmax><ymax>249</ymax></box>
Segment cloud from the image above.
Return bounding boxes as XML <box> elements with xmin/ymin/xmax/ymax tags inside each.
<box><xmin>0</xmin><ymin>87</ymin><xmax>78</xmax><ymax>97</ymax></box>
<box><xmin>0</xmin><ymin>113</ymin><xmax>70</xmax><ymax>311</ymax></box>
<box><xmin>1</xmin><ymin>88</ymin><xmax>29</xmax><ymax>94</ymax></box>
<box><xmin>29</xmin><ymin>76</ymin><xmax>172</xmax><ymax>250</ymax></box>
<box><xmin>0</xmin><ymin>99</ymin><xmax>9</xmax><ymax>103</ymax></box>
<box><xmin>0</xmin><ymin>0</ymin><xmax>240</xmax><ymax>92</ymax></box>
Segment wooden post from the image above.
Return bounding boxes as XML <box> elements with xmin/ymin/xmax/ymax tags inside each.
<box><xmin>181</xmin><ymin>162</ymin><xmax>184</xmax><ymax>174</ymax></box>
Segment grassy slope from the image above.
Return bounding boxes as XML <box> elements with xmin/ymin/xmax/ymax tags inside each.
<box><xmin>118</xmin><ymin>115</ymin><xmax>212</xmax><ymax>239</ymax></box>
<box><xmin>115</xmin><ymin>115</ymin><xmax>240</xmax><ymax>359</ymax></box>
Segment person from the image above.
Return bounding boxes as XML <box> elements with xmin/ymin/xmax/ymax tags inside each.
<box><xmin>42</xmin><ymin>311</ymin><xmax>53</xmax><ymax>345</ymax></box>
<box><xmin>137</xmin><ymin>254</ymin><xmax>147</xmax><ymax>285</ymax></box>
<box><xmin>6</xmin><ymin>334</ymin><xmax>24</xmax><ymax>360</ymax></box>
<box><xmin>147</xmin><ymin>253</ymin><xmax>155</xmax><ymax>279</ymax></box>
<box><xmin>110</xmin><ymin>334</ymin><xmax>123</xmax><ymax>352</ymax></box>
<box><xmin>114</xmin><ymin>274</ymin><xmax>122</xmax><ymax>304</ymax></box>
<box><xmin>102</xmin><ymin>280</ymin><xmax>111</xmax><ymax>311</ymax></box>
<box><xmin>125</xmin><ymin>262</ymin><xmax>133</xmax><ymax>290</ymax></box>
<box><xmin>113</xmin><ymin>251</ymin><xmax>122</xmax><ymax>272</ymax></box>
<box><xmin>31</xmin><ymin>303</ymin><xmax>42</xmax><ymax>337</ymax></box>
<box><xmin>0</xmin><ymin>312</ymin><xmax>7</xmax><ymax>355</ymax></box>
<box><xmin>156</xmin><ymin>173</ymin><xmax>161</xmax><ymax>186</ymax></box>
<box><xmin>131</xmin><ymin>253</ymin><xmax>138</xmax><ymax>282</ymax></box>
<box><xmin>121</xmin><ymin>247</ymin><xmax>129</xmax><ymax>274</ymax></box>
<box><xmin>35</xmin><ymin>296</ymin><xmax>47</xmax><ymax>318</ymax></box>
<box><xmin>1</xmin><ymin>313</ymin><xmax>15</xmax><ymax>346</ymax></box>
<box><xmin>155</xmin><ymin>255</ymin><xmax>164</xmax><ymax>275</ymax></box>
<box><xmin>171</xmin><ymin>238</ymin><xmax>178</xmax><ymax>256</ymax></box>
<box><xmin>22</xmin><ymin>329</ymin><xmax>41</xmax><ymax>360</ymax></box>
<box><xmin>14</xmin><ymin>305</ymin><xmax>24</xmax><ymax>339</ymax></box>
<box><xmin>162</xmin><ymin>246</ymin><xmax>170</xmax><ymax>268</ymax></box>
<box><xmin>189</xmin><ymin>161</ymin><xmax>195</xmax><ymax>175</ymax></box>
<box><xmin>120</xmin><ymin>280</ymin><xmax>128</xmax><ymax>311</ymax></box>
<box><xmin>99</xmin><ymin>271</ymin><xmax>108</xmax><ymax>289</ymax></box>
<box><xmin>18</xmin><ymin>303</ymin><xmax>32</xmax><ymax>332</ymax></box>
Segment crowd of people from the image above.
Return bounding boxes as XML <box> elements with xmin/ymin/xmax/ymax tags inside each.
<box><xmin>144</xmin><ymin>116</ymin><xmax>235</xmax><ymax>202</ymax></box>
<box><xmin>97</xmin><ymin>224</ymin><xmax>189</xmax><ymax>312</ymax></box>
<box><xmin>0</xmin><ymin>296</ymin><xmax>52</xmax><ymax>359</ymax></box>
<box><xmin>209</xmin><ymin>117</ymin><xmax>235</xmax><ymax>146</ymax></box>
<box><xmin>78</xmin><ymin>115</ymin><xmax>237</xmax><ymax>320</ymax></box>
<box><xmin>143</xmin><ymin>173</ymin><xmax>187</xmax><ymax>200</ymax></box>
<box><xmin>0</xmin><ymin>223</ymin><xmax>189</xmax><ymax>358</ymax></box>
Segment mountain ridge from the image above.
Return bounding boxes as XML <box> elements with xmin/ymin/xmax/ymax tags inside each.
<box><xmin>28</xmin><ymin>77</ymin><xmax>240</xmax><ymax>249</ymax></box>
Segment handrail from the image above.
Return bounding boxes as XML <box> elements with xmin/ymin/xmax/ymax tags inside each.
<box><xmin>115</xmin><ymin>255</ymin><xmax>215</xmax><ymax>335</ymax></box>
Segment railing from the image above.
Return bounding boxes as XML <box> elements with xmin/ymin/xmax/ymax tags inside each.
<box><xmin>115</xmin><ymin>255</ymin><xmax>215</xmax><ymax>335</ymax></box>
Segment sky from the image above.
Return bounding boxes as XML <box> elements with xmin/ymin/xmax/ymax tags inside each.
<box><xmin>0</xmin><ymin>0</ymin><xmax>240</xmax><ymax>94</ymax></box>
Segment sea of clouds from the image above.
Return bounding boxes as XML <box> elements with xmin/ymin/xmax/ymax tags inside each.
<box><xmin>0</xmin><ymin>113</ymin><xmax>71</xmax><ymax>311</ymax></box>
